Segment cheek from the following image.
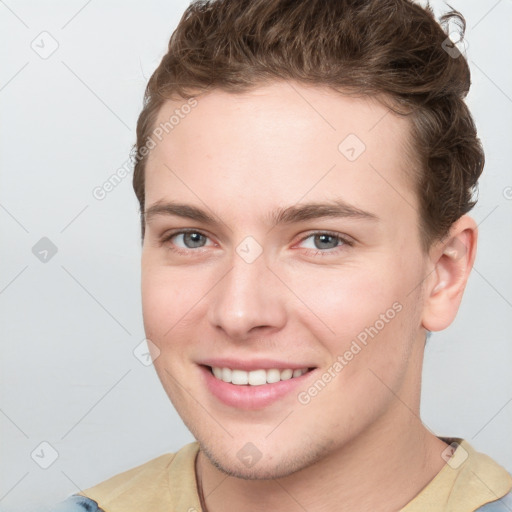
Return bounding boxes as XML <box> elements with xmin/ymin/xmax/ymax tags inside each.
<box><xmin>284</xmin><ymin>262</ymin><xmax>398</xmax><ymax>336</ymax></box>
<box><xmin>286</xmin><ymin>259</ymin><xmax>416</xmax><ymax>383</ymax></box>
<box><xmin>141</xmin><ymin>261</ymin><xmax>206</xmax><ymax>343</ymax></box>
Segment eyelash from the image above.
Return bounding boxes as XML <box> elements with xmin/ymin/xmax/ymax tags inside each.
<box><xmin>159</xmin><ymin>228</ymin><xmax>354</xmax><ymax>257</ymax></box>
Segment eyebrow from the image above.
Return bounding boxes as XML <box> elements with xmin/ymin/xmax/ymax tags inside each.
<box><xmin>144</xmin><ymin>199</ymin><xmax>379</xmax><ymax>227</ymax></box>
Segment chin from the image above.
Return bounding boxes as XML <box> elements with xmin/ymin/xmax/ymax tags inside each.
<box><xmin>197</xmin><ymin>435</ymin><xmax>335</xmax><ymax>481</ymax></box>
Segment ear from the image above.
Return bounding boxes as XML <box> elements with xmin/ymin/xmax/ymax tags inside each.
<box><xmin>421</xmin><ymin>215</ymin><xmax>478</xmax><ymax>332</ymax></box>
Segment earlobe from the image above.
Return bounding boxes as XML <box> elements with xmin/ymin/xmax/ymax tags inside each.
<box><xmin>421</xmin><ymin>216</ymin><xmax>478</xmax><ymax>332</ymax></box>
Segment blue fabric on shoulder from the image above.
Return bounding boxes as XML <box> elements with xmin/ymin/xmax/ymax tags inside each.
<box><xmin>47</xmin><ymin>495</ymin><xmax>103</xmax><ymax>512</ymax></box>
<box><xmin>46</xmin><ymin>487</ymin><xmax>512</xmax><ymax>511</ymax></box>
<box><xmin>475</xmin><ymin>490</ymin><xmax>512</xmax><ymax>511</ymax></box>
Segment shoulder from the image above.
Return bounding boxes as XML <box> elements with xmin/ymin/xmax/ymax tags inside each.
<box><xmin>76</xmin><ymin>442</ymin><xmax>200</xmax><ymax>512</ymax></box>
<box><xmin>47</xmin><ymin>442</ymin><xmax>200</xmax><ymax>512</ymax></box>
<box><xmin>46</xmin><ymin>495</ymin><xmax>103</xmax><ymax>511</ymax></box>
<box><xmin>442</xmin><ymin>438</ymin><xmax>512</xmax><ymax>511</ymax></box>
<box><xmin>80</xmin><ymin>451</ymin><xmax>179</xmax><ymax>498</ymax></box>
<box><xmin>475</xmin><ymin>490</ymin><xmax>512</xmax><ymax>511</ymax></box>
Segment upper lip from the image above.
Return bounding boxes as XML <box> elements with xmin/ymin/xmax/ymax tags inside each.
<box><xmin>199</xmin><ymin>358</ymin><xmax>316</xmax><ymax>371</ymax></box>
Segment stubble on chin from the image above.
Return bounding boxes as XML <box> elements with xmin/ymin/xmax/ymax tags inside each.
<box><xmin>195</xmin><ymin>435</ymin><xmax>338</xmax><ymax>481</ymax></box>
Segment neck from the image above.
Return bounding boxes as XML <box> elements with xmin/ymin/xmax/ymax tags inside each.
<box><xmin>195</xmin><ymin>409</ymin><xmax>449</xmax><ymax>512</ymax></box>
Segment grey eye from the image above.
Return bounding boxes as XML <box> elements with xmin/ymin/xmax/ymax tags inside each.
<box><xmin>176</xmin><ymin>232</ymin><xmax>207</xmax><ymax>248</ymax></box>
<box><xmin>301</xmin><ymin>233</ymin><xmax>341</xmax><ymax>250</ymax></box>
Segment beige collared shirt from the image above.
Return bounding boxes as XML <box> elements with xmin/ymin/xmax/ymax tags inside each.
<box><xmin>79</xmin><ymin>438</ymin><xmax>512</xmax><ymax>512</ymax></box>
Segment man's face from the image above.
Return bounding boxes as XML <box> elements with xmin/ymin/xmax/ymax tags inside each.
<box><xmin>141</xmin><ymin>82</ymin><xmax>431</xmax><ymax>479</ymax></box>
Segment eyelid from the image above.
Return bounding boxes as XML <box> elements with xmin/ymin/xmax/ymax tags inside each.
<box><xmin>160</xmin><ymin>228</ymin><xmax>215</xmax><ymax>247</ymax></box>
<box><xmin>293</xmin><ymin>230</ymin><xmax>354</xmax><ymax>255</ymax></box>
<box><xmin>156</xmin><ymin>231</ymin><xmax>212</xmax><ymax>259</ymax></box>
<box><xmin>295</xmin><ymin>230</ymin><xmax>354</xmax><ymax>246</ymax></box>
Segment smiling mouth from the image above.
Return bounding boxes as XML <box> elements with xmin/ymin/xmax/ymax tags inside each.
<box><xmin>206</xmin><ymin>365</ymin><xmax>315</xmax><ymax>386</ymax></box>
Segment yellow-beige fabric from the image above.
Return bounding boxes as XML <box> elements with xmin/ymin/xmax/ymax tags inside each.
<box><xmin>78</xmin><ymin>437</ymin><xmax>512</xmax><ymax>512</ymax></box>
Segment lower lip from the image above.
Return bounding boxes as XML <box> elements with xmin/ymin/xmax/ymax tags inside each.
<box><xmin>199</xmin><ymin>365</ymin><xmax>315</xmax><ymax>410</ymax></box>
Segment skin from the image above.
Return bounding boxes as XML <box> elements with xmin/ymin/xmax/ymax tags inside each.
<box><xmin>141</xmin><ymin>81</ymin><xmax>478</xmax><ymax>512</ymax></box>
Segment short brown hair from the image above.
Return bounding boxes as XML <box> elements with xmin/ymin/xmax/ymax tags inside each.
<box><xmin>132</xmin><ymin>0</ymin><xmax>484</xmax><ymax>250</ymax></box>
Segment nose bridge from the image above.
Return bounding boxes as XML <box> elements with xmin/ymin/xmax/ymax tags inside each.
<box><xmin>208</xmin><ymin>243</ymin><xmax>286</xmax><ymax>338</ymax></box>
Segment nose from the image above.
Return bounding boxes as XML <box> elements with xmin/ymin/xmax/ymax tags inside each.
<box><xmin>207</xmin><ymin>248</ymin><xmax>287</xmax><ymax>341</ymax></box>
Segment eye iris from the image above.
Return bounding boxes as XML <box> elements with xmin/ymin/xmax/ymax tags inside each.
<box><xmin>314</xmin><ymin>234</ymin><xmax>338</xmax><ymax>250</ymax></box>
<box><xmin>179</xmin><ymin>233</ymin><xmax>341</xmax><ymax>250</ymax></box>
<box><xmin>184</xmin><ymin>232</ymin><xmax>205</xmax><ymax>248</ymax></box>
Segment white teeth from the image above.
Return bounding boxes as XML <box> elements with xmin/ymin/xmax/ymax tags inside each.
<box><xmin>221</xmin><ymin>368</ymin><xmax>232</xmax><ymax>382</ymax></box>
<box><xmin>210</xmin><ymin>366</ymin><xmax>309</xmax><ymax>385</ymax></box>
<box><xmin>248</xmin><ymin>369</ymin><xmax>267</xmax><ymax>386</ymax></box>
<box><xmin>266</xmin><ymin>368</ymin><xmax>281</xmax><ymax>384</ymax></box>
<box><xmin>231</xmin><ymin>369</ymin><xmax>248</xmax><ymax>385</ymax></box>
<box><xmin>281</xmin><ymin>369</ymin><xmax>293</xmax><ymax>380</ymax></box>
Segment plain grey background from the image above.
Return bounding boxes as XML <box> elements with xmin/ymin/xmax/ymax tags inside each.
<box><xmin>1</xmin><ymin>1</ymin><xmax>511</xmax><ymax>510</ymax></box>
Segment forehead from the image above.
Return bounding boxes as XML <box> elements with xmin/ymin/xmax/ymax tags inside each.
<box><xmin>145</xmin><ymin>81</ymin><xmax>418</xmax><ymax>227</ymax></box>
